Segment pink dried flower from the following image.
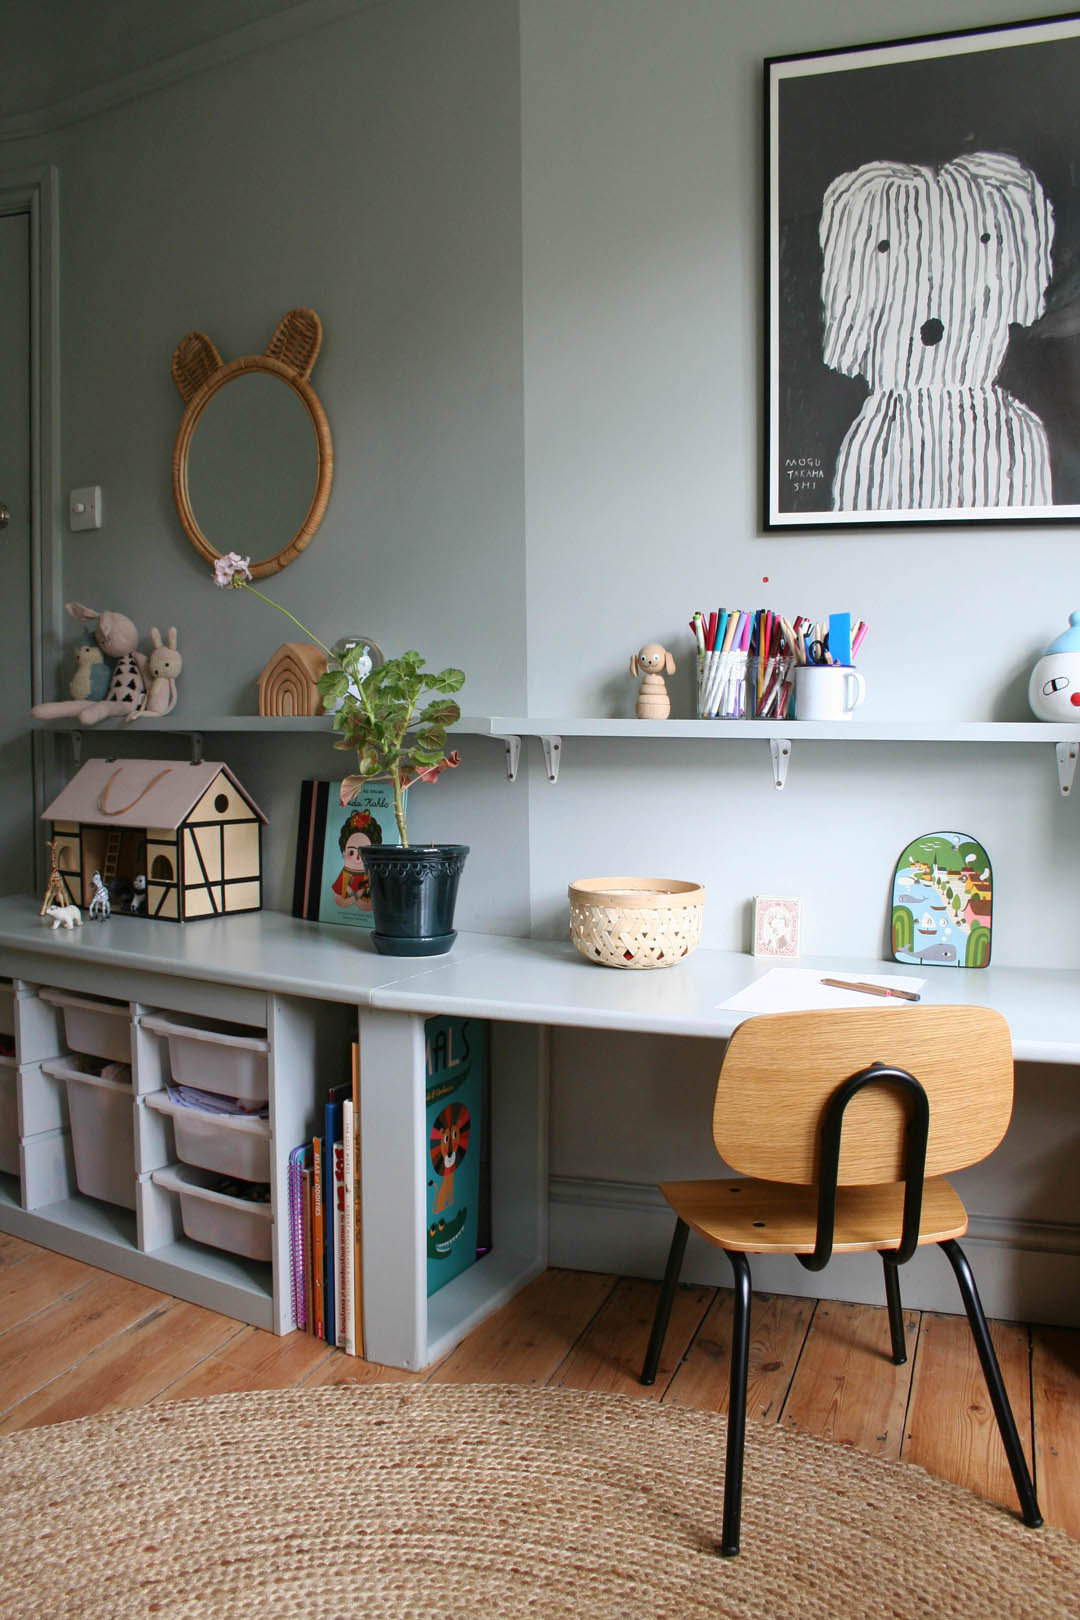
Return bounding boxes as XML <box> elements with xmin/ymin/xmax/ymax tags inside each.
<box><xmin>213</xmin><ymin>552</ymin><xmax>253</xmax><ymax>588</ymax></box>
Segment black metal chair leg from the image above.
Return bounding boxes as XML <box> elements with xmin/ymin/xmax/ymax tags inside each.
<box><xmin>641</xmin><ymin>1218</ymin><xmax>689</xmax><ymax>1385</ymax></box>
<box><xmin>940</xmin><ymin>1238</ymin><xmax>1043</xmax><ymax>1528</ymax></box>
<box><xmin>881</xmin><ymin>1254</ymin><xmax>907</xmax><ymax>1364</ymax></box>
<box><xmin>720</xmin><ymin>1250</ymin><xmax>752</xmax><ymax>1558</ymax></box>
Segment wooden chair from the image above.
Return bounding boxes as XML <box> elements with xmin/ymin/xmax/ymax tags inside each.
<box><xmin>640</xmin><ymin>1004</ymin><xmax>1042</xmax><ymax>1557</ymax></box>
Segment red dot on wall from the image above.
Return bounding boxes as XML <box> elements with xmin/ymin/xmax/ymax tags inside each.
<box><xmin>762</xmin><ymin>576</ymin><xmax>769</xmax><ymax>584</ymax></box>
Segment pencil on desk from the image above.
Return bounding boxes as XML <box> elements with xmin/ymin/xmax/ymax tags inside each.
<box><xmin>820</xmin><ymin>978</ymin><xmax>921</xmax><ymax>1002</ymax></box>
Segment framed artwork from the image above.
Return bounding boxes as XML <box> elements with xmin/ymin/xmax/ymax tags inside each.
<box><xmin>752</xmin><ymin>895</ymin><xmax>802</xmax><ymax>958</ymax></box>
<box><xmin>766</xmin><ymin>13</ymin><xmax>1080</xmax><ymax>528</ymax></box>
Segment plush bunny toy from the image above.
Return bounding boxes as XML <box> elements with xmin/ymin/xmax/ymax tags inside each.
<box><xmin>127</xmin><ymin>627</ymin><xmax>181</xmax><ymax>720</ymax></box>
<box><xmin>31</xmin><ymin>602</ymin><xmax>147</xmax><ymax>723</ymax></box>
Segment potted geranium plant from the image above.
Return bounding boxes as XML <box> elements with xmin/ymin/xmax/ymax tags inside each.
<box><xmin>214</xmin><ymin>553</ymin><xmax>467</xmax><ymax>955</ymax></box>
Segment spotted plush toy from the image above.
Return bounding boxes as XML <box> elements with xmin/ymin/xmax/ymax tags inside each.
<box><xmin>31</xmin><ymin>602</ymin><xmax>148</xmax><ymax>723</ymax></box>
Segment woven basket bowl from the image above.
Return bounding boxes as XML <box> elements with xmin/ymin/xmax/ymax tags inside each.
<box><xmin>568</xmin><ymin>876</ymin><xmax>705</xmax><ymax>970</ymax></box>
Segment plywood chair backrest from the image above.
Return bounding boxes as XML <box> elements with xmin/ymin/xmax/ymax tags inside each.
<box><xmin>712</xmin><ymin>1005</ymin><xmax>1013</xmax><ymax>1186</ymax></box>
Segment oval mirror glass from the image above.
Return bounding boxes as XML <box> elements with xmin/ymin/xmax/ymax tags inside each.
<box><xmin>186</xmin><ymin>372</ymin><xmax>318</xmax><ymax>547</ymax></box>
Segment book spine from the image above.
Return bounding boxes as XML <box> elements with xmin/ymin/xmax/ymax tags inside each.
<box><xmin>323</xmin><ymin>1099</ymin><xmax>341</xmax><ymax>1348</ymax></box>
<box><xmin>351</xmin><ymin>1039</ymin><xmax>363</xmax><ymax>1357</ymax></box>
<box><xmin>288</xmin><ymin>1146</ymin><xmax>306</xmax><ymax>1330</ymax></box>
<box><xmin>333</xmin><ymin>1137</ymin><xmax>347</xmax><ymax>1349</ymax></box>
<box><xmin>301</xmin><ymin>1161</ymin><xmax>314</xmax><ymax>1335</ymax></box>
<box><xmin>291</xmin><ymin>781</ymin><xmax>315</xmax><ymax>919</ymax></box>
<box><xmin>311</xmin><ymin>1136</ymin><xmax>325</xmax><ymax>1340</ymax></box>
<box><xmin>309</xmin><ymin>782</ymin><xmax>330</xmax><ymax>920</ymax></box>
<box><xmin>342</xmin><ymin>1099</ymin><xmax>356</xmax><ymax>1356</ymax></box>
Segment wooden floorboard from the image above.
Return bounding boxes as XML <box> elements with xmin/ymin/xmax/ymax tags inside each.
<box><xmin>0</xmin><ymin>1246</ymin><xmax>1075</xmax><ymax>1540</ymax></box>
<box><xmin>0</xmin><ymin>1298</ymin><xmax>241</xmax><ymax>1433</ymax></box>
<box><xmin>665</xmin><ymin>1288</ymin><xmax>814</xmax><ymax>1422</ymax></box>
<box><xmin>552</xmin><ymin>1275</ymin><xmax>712</xmax><ymax>1399</ymax></box>
<box><xmin>901</xmin><ymin>1310</ymin><xmax>1033</xmax><ymax>1513</ymax></box>
<box><xmin>1031</xmin><ymin>1324</ymin><xmax>1080</xmax><ymax>1540</ymax></box>
<box><xmin>780</xmin><ymin>1298</ymin><xmax>918</xmax><ymax>1460</ymax></box>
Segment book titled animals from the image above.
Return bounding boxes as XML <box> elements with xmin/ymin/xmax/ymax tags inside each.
<box><xmin>425</xmin><ymin>1015</ymin><xmax>486</xmax><ymax>1296</ymax></box>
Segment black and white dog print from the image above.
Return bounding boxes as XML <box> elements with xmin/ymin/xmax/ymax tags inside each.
<box><xmin>820</xmin><ymin>151</ymin><xmax>1054</xmax><ymax>511</ymax></box>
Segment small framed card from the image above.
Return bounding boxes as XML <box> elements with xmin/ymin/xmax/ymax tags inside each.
<box><xmin>752</xmin><ymin>896</ymin><xmax>802</xmax><ymax>958</ymax></box>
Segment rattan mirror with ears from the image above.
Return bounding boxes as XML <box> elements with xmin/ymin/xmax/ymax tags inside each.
<box><xmin>171</xmin><ymin>308</ymin><xmax>334</xmax><ymax>580</ymax></box>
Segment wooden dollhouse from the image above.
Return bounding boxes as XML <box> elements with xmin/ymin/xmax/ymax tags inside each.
<box><xmin>42</xmin><ymin>758</ymin><xmax>266</xmax><ymax>921</ymax></box>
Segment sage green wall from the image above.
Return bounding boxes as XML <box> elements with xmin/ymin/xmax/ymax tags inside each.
<box><xmin>1</xmin><ymin>0</ymin><xmax>530</xmax><ymax>929</ymax></box>
<box><xmin>517</xmin><ymin>0</ymin><xmax>1080</xmax><ymax>1308</ymax></box>
<box><xmin>520</xmin><ymin>0</ymin><xmax>1080</xmax><ymax>967</ymax></box>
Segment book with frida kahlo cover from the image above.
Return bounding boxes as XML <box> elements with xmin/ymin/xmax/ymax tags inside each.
<box><xmin>292</xmin><ymin>780</ymin><xmax>400</xmax><ymax>929</ymax></box>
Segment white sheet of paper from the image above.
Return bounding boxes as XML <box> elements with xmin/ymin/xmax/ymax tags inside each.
<box><xmin>719</xmin><ymin>967</ymin><xmax>927</xmax><ymax>1014</ymax></box>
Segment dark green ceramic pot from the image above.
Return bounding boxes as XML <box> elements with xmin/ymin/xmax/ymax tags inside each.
<box><xmin>360</xmin><ymin>844</ymin><xmax>469</xmax><ymax>956</ymax></box>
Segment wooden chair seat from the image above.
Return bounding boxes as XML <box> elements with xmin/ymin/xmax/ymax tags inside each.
<box><xmin>660</xmin><ymin>1174</ymin><xmax>968</xmax><ymax>1255</ymax></box>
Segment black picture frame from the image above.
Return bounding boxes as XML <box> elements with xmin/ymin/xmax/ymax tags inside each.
<box><xmin>766</xmin><ymin>12</ymin><xmax>1080</xmax><ymax>529</ymax></box>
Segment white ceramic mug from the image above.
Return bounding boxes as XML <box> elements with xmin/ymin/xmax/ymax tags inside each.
<box><xmin>794</xmin><ymin>664</ymin><xmax>867</xmax><ymax>721</ymax></box>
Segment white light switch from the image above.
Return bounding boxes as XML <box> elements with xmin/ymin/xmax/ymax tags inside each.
<box><xmin>69</xmin><ymin>485</ymin><xmax>103</xmax><ymax>531</ymax></box>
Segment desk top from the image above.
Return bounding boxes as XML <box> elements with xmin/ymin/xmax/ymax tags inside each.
<box><xmin>370</xmin><ymin>934</ymin><xmax>1080</xmax><ymax>1063</ymax></box>
<box><xmin>0</xmin><ymin>895</ymin><xmax>1074</xmax><ymax>1063</ymax></box>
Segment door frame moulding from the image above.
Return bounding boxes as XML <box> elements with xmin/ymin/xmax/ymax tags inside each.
<box><xmin>0</xmin><ymin>165</ymin><xmax>60</xmax><ymax>884</ymax></box>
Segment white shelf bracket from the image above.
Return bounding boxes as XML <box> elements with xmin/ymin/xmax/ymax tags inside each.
<box><xmin>1055</xmin><ymin>740</ymin><xmax>1078</xmax><ymax>797</ymax></box>
<box><xmin>492</xmin><ymin>734</ymin><xmax>521</xmax><ymax>782</ymax></box>
<box><xmin>541</xmin><ymin>735</ymin><xmax>562</xmax><ymax>783</ymax></box>
<box><xmin>770</xmin><ymin>737</ymin><xmax>791</xmax><ymax>790</ymax></box>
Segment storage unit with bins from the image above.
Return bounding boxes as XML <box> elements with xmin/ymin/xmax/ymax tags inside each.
<box><xmin>0</xmin><ymin>951</ymin><xmax>354</xmax><ymax>1333</ymax></box>
<box><xmin>0</xmin><ymin>896</ymin><xmax>550</xmax><ymax>1367</ymax></box>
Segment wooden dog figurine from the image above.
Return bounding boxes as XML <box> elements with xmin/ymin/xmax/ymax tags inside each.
<box><xmin>630</xmin><ymin>642</ymin><xmax>675</xmax><ymax>719</ymax></box>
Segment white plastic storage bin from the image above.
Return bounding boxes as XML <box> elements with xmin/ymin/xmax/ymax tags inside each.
<box><xmin>42</xmin><ymin>1057</ymin><xmax>135</xmax><ymax>1209</ymax></box>
<box><xmin>0</xmin><ymin>1059</ymin><xmax>18</xmax><ymax>1177</ymax></box>
<box><xmin>144</xmin><ymin>1091</ymin><xmax>271</xmax><ymax>1181</ymax></box>
<box><xmin>151</xmin><ymin>1163</ymin><xmax>272</xmax><ymax>1262</ymax></box>
<box><xmin>38</xmin><ymin>987</ymin><xmax>131</xmax><ymax>1063</ymax></box>
<box><xmin>139</xmin><ymin>1013</ymin><xmax>269</xmax><ymax>1105</ymax></box>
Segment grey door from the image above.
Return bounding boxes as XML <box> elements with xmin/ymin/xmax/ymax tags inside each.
<box><xmin>0</xmin><ymin>210</ymin><xmax>35</xmax><ymax>896</ymax></box>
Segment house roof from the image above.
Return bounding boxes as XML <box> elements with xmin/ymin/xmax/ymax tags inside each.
<box><xmin>42</xmin><ymin>759</ymin><xmax>267</xmax><ymax>830</ymax></box>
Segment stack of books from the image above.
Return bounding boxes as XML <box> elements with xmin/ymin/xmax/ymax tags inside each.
<box><xmin>287</xmin><ymin>1016</ymin><xmax>491</xmax><ymax>1358</ymax></box>
<box><xmin>287</xmin><ymin>1045</ymin><xmax>362</xmax><ymax>1355</ymax></box>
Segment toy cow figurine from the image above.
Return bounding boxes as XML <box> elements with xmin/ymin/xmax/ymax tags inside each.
<box><xmin>630</xmin><ymin>642</ymin><xmax>676</xmax><ymax>720</ymax></box>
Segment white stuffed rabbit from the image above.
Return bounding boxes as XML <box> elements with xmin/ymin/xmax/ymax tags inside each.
<box><xmin>127</xmin><ymin>627</ymin><xmax>181</xmax><ymax>720</ymax></box>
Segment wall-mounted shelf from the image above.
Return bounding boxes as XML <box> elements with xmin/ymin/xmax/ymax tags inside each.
<box><xmin>32</xmin><ymin>714</ymin><xmax>1080</xmax><ymax>793</ymax></box>
<box><xmin>456</xmin><ymin>716</ymin><xmax>1080</xmax><ymax>794</ymax></box>
<box><xmin>32</xmin><ymin>713</ymin><xmax>335</xmax><ymax>764</ymax></box>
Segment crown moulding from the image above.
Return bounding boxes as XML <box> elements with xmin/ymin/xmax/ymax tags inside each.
<box><xmin>0</xmin><ymin>0</ymin><xmax>389</xmax><ymax>143</ymax></box>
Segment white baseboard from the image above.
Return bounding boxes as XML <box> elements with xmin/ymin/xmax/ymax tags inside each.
<box><xmin>549</xmin><ymin>1176</ymin><xmax>1080</xmax><ymax>1329</ymax></box>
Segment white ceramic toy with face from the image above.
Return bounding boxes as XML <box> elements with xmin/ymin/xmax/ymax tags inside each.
<box><xmin>1028</xmin><ymin>611</ymin><xmax>1080</xmax><ymax>720</ymax></box>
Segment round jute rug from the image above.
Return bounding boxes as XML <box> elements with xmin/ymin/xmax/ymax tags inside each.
<box><xmin>0</xmin><ymin>1383</ymin><xmax>1075</xmax><ymax>1619</ymax></box>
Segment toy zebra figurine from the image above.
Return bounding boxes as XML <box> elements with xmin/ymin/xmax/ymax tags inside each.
<box><xmin>88</xmin><ymin>871</ymin><xmax>111</xmax><ymax>920</ymax></box>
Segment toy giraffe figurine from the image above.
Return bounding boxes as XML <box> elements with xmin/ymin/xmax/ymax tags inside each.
<box><xmin>40</xmin><ymin>840</ymin><xmax>73</xmax><ymax>914</ymax></box>
<box><xmin>630</xmin><ymin>642</ymin><xmax>676</xmax><ymax>719</ymax></box>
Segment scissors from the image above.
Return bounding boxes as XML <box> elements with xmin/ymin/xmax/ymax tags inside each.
<box><xmin>807</xmin><ymin>639</ymin><xmax>829</xmax><ymax>665</ymax></box>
